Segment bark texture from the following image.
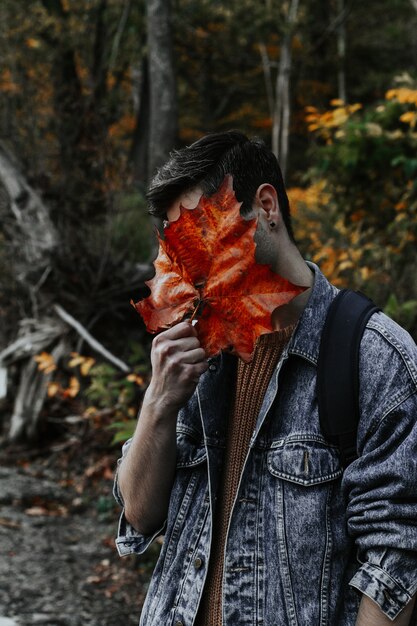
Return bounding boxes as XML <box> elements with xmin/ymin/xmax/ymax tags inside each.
<box><xmin>272</xmin><ymin>0</ymin><xmax>300</xmax><ymax>179</ymax></box>
<box><xmin>147</xmin><ymin>0</ymin><xmax>178</xmax><ymax>178</ymax></box>
<box><xmin>0</xmin><ymin>143</ymin><xmax>57</xmax><ymax>284</ymax></box>
<box><xmin>337</xmin><ymin>0</ymin><xmax>347</xmax><ymax>103</ymax></box>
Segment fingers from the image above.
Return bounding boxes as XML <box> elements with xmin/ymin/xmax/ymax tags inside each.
<box><xmin>148</xmin><ymin>321</ymin><xmax>208</xmax><ymax>411</ymax></box>
<box><xmin>152</xmin><ymin>322</ymin><xmax>206</xmax><ymax>367</ymax></box>
<box><xmin>181</xmin><ymin>347</ymin><xmax>207</xmax><ymax>365</ymax></box>
<box><xmin>161</xmin><ymin>320</ymin><xmax>197</xmax><ymax>341</ymax></box>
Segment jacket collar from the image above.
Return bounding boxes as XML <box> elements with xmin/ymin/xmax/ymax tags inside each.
<box><xmin>287</xmin><ymin>262</ymin><xmax>338</xmax><ymax>366</ymax></box>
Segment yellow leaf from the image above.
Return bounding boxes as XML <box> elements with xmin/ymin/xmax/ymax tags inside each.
<box><xmin>385</xmin><ymin>89</ymin><xmax>397</xmax><ymax>100</ymax></box>
<box><xmin>305</xmin><ymin>114</ymin><xmax>319</xmax><ymax>123</ymax></box>
<box><xmin>80</xmin><ymin>358</ymin><xmax>95</xmax><ymax>376</ymax></box>
<box><xmin>399</xmin><ymin>111</ymin><xmax>417</xmax><ymax>128</ymax></box>
<box><xmin>47</xmin><ymin>382</ymin><xmax>61</xmax><ymax>397</ymax></box>
<box><xmin>360</xmin><ymin>267</ymin><xmax>373</xmax><ymax>281</ymax></box>
<box><xmin>25</xmin><ymin>38</ymin><xmax>40</xmax><ymax>49</ymax></box>
<box><xmin>330</xmin><ymin>98</ymin><xmax>345</xmax><ymax>106</ymax></box>
<box><xmin>34</xmin><ymin>352</ymin><xmax>57</xmax><ymax>374</ymax></box>
<box><xmin>63</xmin><ymin>377</ymin><xmax>80</xmax><ymax>398</ymax></box>
<box><xmin>126</xmin><ymin>373</ymin><xmax>145</xmax><ymax>386</ymax></box>
<box><xmin>68</xmin><ymin>352</ymin><xmax>84</xmax><ymax>368</ymax></box>
<box><xmin>338</xmin><ymin>260</ymin><xmax>354</xmax><ymax>272</ymax></box>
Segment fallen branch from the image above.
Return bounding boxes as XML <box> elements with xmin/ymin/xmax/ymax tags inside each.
<box><xmin>0</xmin><ymin>318</ymin><xmax>64</xmax><ymax>364</ymax></box>
<box><xmin>53</xmin><ymin>304</ymin><xmax>130</xmax><ymax>373</ymax></box>
<box><xmin>9</xmin><ymin>337</ymin><xmax>69</xmax><ymax>441</ymax></box>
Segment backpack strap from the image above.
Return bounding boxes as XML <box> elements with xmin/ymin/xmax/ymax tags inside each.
<box><xmin>317</xmin><ymin>289</ymin><xmax>380</xmax><ymax>468</ymax></box>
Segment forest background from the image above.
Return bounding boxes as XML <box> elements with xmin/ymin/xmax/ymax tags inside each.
<box><xmin>1</xmin><ymin>0</ymin><xmax>417</xmax><ymax>445</ymax></box>
<box><xmin>0</xmin><ymin>0</ymin><xmax>417</xmax><ymax>621</ymax></box>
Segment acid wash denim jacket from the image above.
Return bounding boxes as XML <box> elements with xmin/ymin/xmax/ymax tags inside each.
<box><xmin>113</xmin><ymin>263</ymin><xmax>417</xmax><ymax>626</ymax></box>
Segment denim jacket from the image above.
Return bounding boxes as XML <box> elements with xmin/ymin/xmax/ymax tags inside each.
<box><xmin>114</xmin><ymin>264</ymin><xmax>417</xmax><ymax>625</ymax></box>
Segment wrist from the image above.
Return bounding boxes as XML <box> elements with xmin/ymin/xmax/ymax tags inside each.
<box><xmin>142</xmin><ymin>386</ymin><xmax>179</xmax><ymax>423</ymax></box>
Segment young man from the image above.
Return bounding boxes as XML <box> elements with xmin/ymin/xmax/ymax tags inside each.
<box><xmin>114</xmin><ymin>131</ymin><xmax>417</xmax><ymax>625</ymax></box>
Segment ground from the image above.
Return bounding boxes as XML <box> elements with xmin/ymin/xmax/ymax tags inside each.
<box><xmin>0</xmin><ymin>422</ymin><xmax>160</xmax><ymax>626</ymax></box>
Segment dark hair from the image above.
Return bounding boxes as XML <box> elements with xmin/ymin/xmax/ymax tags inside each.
<box><xmin>147</xmin><ymin>130</ymin><xmax>294</xmax><ymax>240</ymax></box>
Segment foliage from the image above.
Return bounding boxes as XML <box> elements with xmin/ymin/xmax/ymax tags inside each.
<box><xmin>3</xmin><ymin>0</ymin><xmax>417</xmax><ymax>443</ymax></box>
<box><xmin>34</xmin><ymin>344</ymin><xmax>150</xmax><ymax>444</ymax></box>
<box><xmin>290</xmin><ymin>75</ymin><xmax>417</xmax><ymax>337</ymax></box>
<box><xmin>110</xmin><ymin>191</ymin><xmax>153</xmax><ymax>263</ymax></box>
<box><xmin>383</xmin><ymin>295</ymin><xmax>417</xmax><ymax>333</ymax></box>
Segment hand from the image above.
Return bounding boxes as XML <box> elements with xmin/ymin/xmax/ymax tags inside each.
<box><xmin>145</xmin><ymin>321</ymin><xmax>208</xmax><ymax>412</ymax></box>
<box><xmin>355</xmin><ymin>593</ymin><xmax>417</xmax><ymax>626</ymax></box>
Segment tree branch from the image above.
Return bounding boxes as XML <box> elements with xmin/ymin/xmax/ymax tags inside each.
<box><xmin>109</xmin><ymin>0</ymin><xmax>133</xmax><ymax>72</ymax></box>
<box><xmin>258</xmin><ymin>43</ymin><xmax>274</xmax><ymax>117</ymax></box>
<box><xmin>53</xmin><ymin>304</ymin><xmax>130</xmax><ymax>372</ymax></box>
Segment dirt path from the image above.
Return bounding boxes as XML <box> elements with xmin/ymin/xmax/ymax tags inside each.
<box><xmin>0</xmin><ymin>453</ymin><xmax>158</xmax><ymax>626</ymax></box>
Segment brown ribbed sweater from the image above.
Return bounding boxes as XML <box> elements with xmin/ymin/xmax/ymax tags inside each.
<box><xmin>195</xmin><ymin>325</ymin><xmax>294</xmax><ymax>626</ymax></box>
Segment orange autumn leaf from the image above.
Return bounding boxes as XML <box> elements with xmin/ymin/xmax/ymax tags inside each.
<box><xmin>133</xmin><ymin>177</ymin><xmax>306</xmax><ymax>361</ymax></box>
<box><xmin>34</xmin><ymin>351</ymin><xmax>57</xmax><ymax>374</ymax></box>
<box><xmin>62</xmin><ymin>376</ymin><xmax>80</xmax><ymax>398</ymax></box>
<box><xmin>126</xmin><ymin>373</ymin><xmax>145</xmax><ymax>386</ymax></box>
<box><xmin>69</xmin><ymin>352</ymin><xmax>96</xmax><ymax>376</ymax></box>
<box><xmin>47</xmin><ymin>382</ymin><xmax>61</xmax><ymax>397</ymax></box>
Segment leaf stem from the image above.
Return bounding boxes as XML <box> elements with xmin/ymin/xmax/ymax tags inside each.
<box><xmin>189</xmin><ymin>304</ymin><xmax>199</xmax><ymax>323</ymax></box>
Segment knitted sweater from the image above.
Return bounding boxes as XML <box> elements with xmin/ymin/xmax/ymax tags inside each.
<box><xmin>195</xmin><ymin>325</ymin><xmax>294</xmax><ymax>625</ymax></box>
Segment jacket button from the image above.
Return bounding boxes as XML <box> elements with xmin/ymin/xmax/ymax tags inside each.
<box><xmin>208</xmin><ymin>363</ymin><xmax>217</xmax><ymax>372</ymax></box>
<box><xmin>194</xmin><ymin>557</ymin><xmax>203</xmax><ymax>569</ymax></box>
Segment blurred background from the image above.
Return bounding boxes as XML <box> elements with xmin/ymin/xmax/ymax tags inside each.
<box><xmin>0</xmin><ymin>1</ymin><xmax>416</xmax><ymax>624</ymax></box>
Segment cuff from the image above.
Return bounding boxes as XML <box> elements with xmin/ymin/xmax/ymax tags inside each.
<box><xmin>112</xmin><ymin>437</ymin><xmax>133</xmax><ymax>508</ymax></box>
<box><xmin>112</xmin><ymin>460</ymin><xmax>125</xmax><ymax>508</ymax></box>
<box><xmin>115</xmin><ymin>508</ymin><xmax>166</xmax><ymax>557</ymax></box>
<box><xmin>349</xmin><ymin>562</ymin><xmax>413</xmax><ymax>620</ymax></box>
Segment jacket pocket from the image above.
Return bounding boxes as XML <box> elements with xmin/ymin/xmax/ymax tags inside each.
<box><xmin>267</xmin><ymin>436</ymin><xmax>343</xmax><ymax>486</ymax></box>
<box><xmin>265</xmin><ymin>436</ymin><xmax>345</xmax><ymax>625</ymax></box>
<box><xmin>176</xmin><ymin>428</ymin><xmax>207</xmax><ymax>468</ymax></box>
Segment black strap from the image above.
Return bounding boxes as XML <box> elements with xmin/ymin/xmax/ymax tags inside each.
<box><xmin>317</xmin><ymin>289</ymin><xmax>380</xmax><ymax>468</ymax></box>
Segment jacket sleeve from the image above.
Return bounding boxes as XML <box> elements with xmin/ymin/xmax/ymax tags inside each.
<box><xmin>343</xmin><ymin>381</ymin><xmax>417</xmax><ymax>621</ymax></box>
<box><xmin>112</xmin><ymin>438</ymin><xmax>166</xmax><ymax>557</ymax></box>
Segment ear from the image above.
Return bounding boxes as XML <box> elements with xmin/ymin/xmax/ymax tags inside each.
<box><xmin>254</xmin><ymin>184</ymin><xmax>280</xmax><ymax>225</ymax></box>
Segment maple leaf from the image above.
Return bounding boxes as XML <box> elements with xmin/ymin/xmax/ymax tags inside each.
<box><xmin>133</xmin><ymin>177</ymin><xmax>306</xmax><ymax>361</ymax></box>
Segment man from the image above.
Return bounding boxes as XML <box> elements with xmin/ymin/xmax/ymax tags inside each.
<box><xmin>113</xmin><ymin>131</ymin><xmax>417</xmax><ymax>625</ymax></box>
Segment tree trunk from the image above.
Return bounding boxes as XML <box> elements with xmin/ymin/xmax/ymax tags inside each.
<box><xmin>272</xmin><ymin>0</ymin><xmax>300</xmax><ymax>179</ymax></box>
<box><xmin>0</xmin><ymin>142</ymin><xmax>58</xmax><ymax>286</ymax></box>
<box><xmin>130</xmin><ymin>55</ymin><xmax>151</xmax><ymax>185</ymax></box>
<box><xmin>146</xmin><ymin>0</ymin><xmax>178</xmax><ymax>178</ymax></box>
<box><xmin>337</xmin><ymin>0</ymin><xmax>347</xmax><ymax>103</ymax></box>
<box><xmin>259</xmin><ymin>43</ymin><xmax>274</xmax><ymax>118</ymax></box>
<box><xmin>109</xmin><ymin>0</ymin><xmax>133</xmax><ymax>73</ymax></box>
<box><xmin>8</xmin><ymin>337</ymin><xmax>69</xmax><ymax>441</ymax></box>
